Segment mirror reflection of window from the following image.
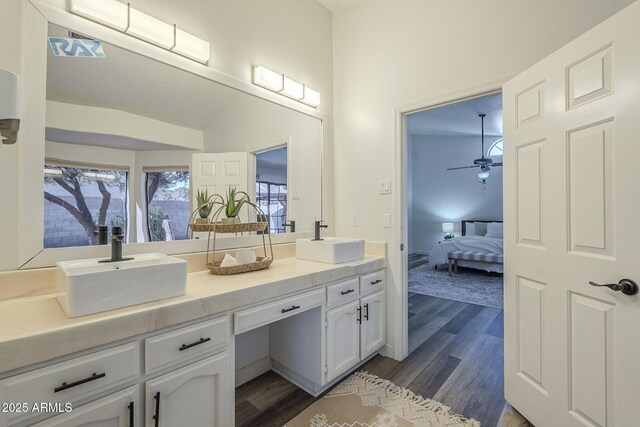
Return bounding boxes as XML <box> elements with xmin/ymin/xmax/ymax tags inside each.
<box><xmin>256</xmin><ymin>147</ymin><xmax>287</xmax><ymax>233</ymax></box>
<box><xmin>144</xmin><ymin>169</ymin><xmax>190</xmax><ymax>242</ymax></box>
<box><xmin>43</xmin><ymin>163</ymin><xmax>128</xmax><ymax>248</ymax></box>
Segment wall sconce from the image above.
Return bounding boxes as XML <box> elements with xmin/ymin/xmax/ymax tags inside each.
<box><xmin>70</xmin><ymin>0</ymin><xmax>210</xmax><ymax>64</ymax></box>
<box><xmin>252</xmin><ymin>66</ymin><xmax>320</xmax><ymax>108</ymax></box>
<box><xmin>0</xmin><ymin>69</ymin><xmax>20</xmax><ymax>145</ymax></box>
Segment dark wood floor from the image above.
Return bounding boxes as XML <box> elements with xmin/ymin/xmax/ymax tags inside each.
<box><xmin>236</xmin><ymin>293</ymin><xmax>530</xmax><ymax>427</ymax></box>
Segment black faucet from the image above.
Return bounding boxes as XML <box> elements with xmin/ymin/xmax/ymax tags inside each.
<box><xmin>313</xmin><ymin>220</ymin><xmax>328</xmax><ymax>241</ymax></box>
<box><xmin>94</xmin><ymin>225</ymin><xmax>109</xmax><ymax>245</ymax></box>
<box><xmin>283</xmin><ymin>220</ymin><xmax>296</xmax><ymax>233</ymax></box>
<box><xmin>99</xmin><ymin>226</ymin><xmax>133</xmax><ymax>263</ymax></box>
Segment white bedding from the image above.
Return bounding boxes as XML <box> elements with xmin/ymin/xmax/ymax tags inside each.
<box><xmin>428</xmin><ymin>235</ymin><xmax>504</xmax><ymax>273</ymax></box>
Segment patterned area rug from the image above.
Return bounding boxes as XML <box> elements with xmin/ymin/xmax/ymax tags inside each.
<box><xmin>408</xmin><ymin>264</ymin><xmax>503</xmax><ymax>309</ymax></box>
<box><xmin>285</xmin><ymin>372</ymin><xmax>479</xmax><ymax>427</ymax></box>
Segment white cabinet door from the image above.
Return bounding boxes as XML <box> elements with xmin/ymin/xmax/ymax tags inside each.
<box><xmin>32</xmin><ymin>386</ymin><xmax>139</xmax><ymax>427</ymax></box>
<box><xmin>145</xmin><ymin>352</ymin><xmax>232</xmax><ymax>427</ymax></box>
<box><xmin>503</xmin><ymin>3</ymin><xmax>640</xmax><ymax>426</ymax></box>
<box><xmin>326</xmin><ymin>300</ymin><xmax>360</xmax><ymax>382</ymax></box>
<box><xmin>360</xmin><ymin>290</ymin><xmax>385</xmax><ymax>359</ymax></box>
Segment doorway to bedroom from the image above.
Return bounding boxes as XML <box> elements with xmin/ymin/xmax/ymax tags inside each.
<box><xmin>406</xmin><ymin>93</ymin><xmax>503</xmax><ymax>359</ymax></box>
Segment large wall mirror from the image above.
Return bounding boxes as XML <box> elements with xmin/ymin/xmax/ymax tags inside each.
<box><xmin>36</xmin><ymin>22</ymin><xmax>322</xmax><ymax>257</ymax></box>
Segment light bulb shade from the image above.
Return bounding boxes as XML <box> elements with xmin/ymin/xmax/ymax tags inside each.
<box><xmin>442</xmin><ymin>222</ymin><xmax>454</xmax><ymax>233</ymax></box>
<box><xmin>127</xmin><ymin>8</ymin><xmax>175</xmax><ymax>49</ymax></box>
<box><xmin>70</xmin><ymin>0</ymin><xmax>129</xmax><ymax>31</ymax></box>
<box><xmin>301</xmin><ymin>86</ymin><xmax>320</xmax><ymax>107</ymax></box>
<box><xmin>172</xmin><ymin>28</ymin><xmax>210</xmax><ymax>63</ymax></box>
<box><xmin>281</xmin><ymin>76</ymin><xmax>304</xmax><ymax>99</ymax></box>
<box><xmin>253</xmin><ymin>66</ymin><xmax>284</xmax><ymax>92</ymax></box>
<box><xmin>478</xmin><ymin>171</ymin><xmax>490</xmax><ymax>180</ymax></box>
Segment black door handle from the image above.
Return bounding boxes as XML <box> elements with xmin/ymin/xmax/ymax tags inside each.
<box><xmin>128</xmin><ymin>401</ymin><xmax>134</xmax><ymax>427</ymax></box>
<box><xmin>153</xmin><ymin>392</ymin><xmax>160</xmax><ymax>427</ymax></box>
<box><xmin>364</xmin><ymin>303</ymin><xmax>369</xmax><ymax>320</ymax></box>
<box><xmin>179</xmin><ymin>337</ymin><xmax>211</xmax><ymax>351</ymax></box>
<box><xmin>281</xmin><ymin>305</ymin><xmax>300</xmax><ymax>313</ymax></box>
<box><xmin>54</xmin><ymin>372</ymin><xmax>106</xmax><ymax>393</ymax></box>
<box><xmin>589</xmin><ymin>279</ymin><xmax>638</xmax><ymax>296</ymax></box>
<box><xmin>357</xmin><ymin>306</ymin><xmax>362</xmax><ymax>324</ymax></box>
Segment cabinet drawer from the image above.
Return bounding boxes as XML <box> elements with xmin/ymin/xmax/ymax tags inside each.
<box><xmin>234</xmin><ymin>288</ymin><xmax>325</xmax><ymax>334</ymax></box>
<box><xmin>0</xmin><ymin>342</ymin><xmax>139</xmax><ymax>425</ymax></box>
<box><xmin>326</xmin><ymin>278</ymin><xmax>359</xmax><ymax>308</ymax></box>
<box><xmin>360</xmin><ymin>270</ymin><xmax>385</xmax><ymax>296</ymax></box>
<box><xmin>145</xmin><ymin>316</ymin><xmax>229</xmax><ymax>373</ymax></box>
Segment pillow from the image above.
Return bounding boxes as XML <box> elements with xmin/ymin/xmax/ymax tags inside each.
<box><xmin>465</xmin><ymin>222</ymin><xmax>476</xmax><ymax>236</ymax></box>
<box><xmin>473</xmin><ymin>222</ymin><xmax>488</xmax><ymax>236</ymax></box>
<box><xmin>485</xmin><ymin>222</ymin><xmax>503</xmax><ymax>239</ymax></box>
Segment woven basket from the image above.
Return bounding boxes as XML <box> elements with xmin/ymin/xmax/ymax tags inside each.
<box><xmin>207</xmin><ymin>257</ymin><xmax>273</xmax><ymax>275</ymax></box>
<box><xmin>190</xmin><ymin>221</ymin><xmax>268</xmax><ymax>233</ymax></box>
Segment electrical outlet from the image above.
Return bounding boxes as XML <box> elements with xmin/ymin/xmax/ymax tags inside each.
<box><xmin>383</xmin><ymin>213</ymin><xmax>391</xmax><ymax>228</ymax></box>
<box><xmin>352</xmin><ymin>214</ymin><xmax>359</xmax><ymax>227</ymax></box>
<box><xmin>378</xmin><ymin>180</ymin><xmax>391</xmax><ymax>194</ymax></box>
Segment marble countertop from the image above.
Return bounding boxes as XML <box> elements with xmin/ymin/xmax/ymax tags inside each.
<box><xmin>0</xmin><ymin>255</ymin><xmax>385</xmax><ymax>374</ymax></box>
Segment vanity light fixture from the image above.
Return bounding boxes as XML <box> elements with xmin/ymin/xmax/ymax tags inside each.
<box><xmin>252</xmin><ymin>66</ymin><xmax>321</xmax><ymax>108</ymax></box>
<box><xmin>70</xmin><ymin>0</ymin><xmax>210</xmax><ymax>64</ymax></box>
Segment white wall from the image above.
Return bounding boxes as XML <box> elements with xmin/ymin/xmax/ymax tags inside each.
<box><xmin>46</xmin><ymin>101</ymin><xmax>204</xmax><ymax>151</ymax></box>
<box><xmin>409</xmin><ymin>135</ymin><xmax>503</xmax><ymax>254</ymax></box>
<box><xmin>332</xmin><ymin>0</ymin><xmax>635</xmax><ymax>359</ymax></box>
<box><xmin>0</xmin><ymin>0</ymin><xmax>332</xmax><ymax>271</ymax></box>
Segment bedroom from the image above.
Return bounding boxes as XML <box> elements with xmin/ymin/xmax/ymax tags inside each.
<box><xmin>406</xmin><ymin>92</ymin><xmax>505</xmax><ymax>356</ymax></box>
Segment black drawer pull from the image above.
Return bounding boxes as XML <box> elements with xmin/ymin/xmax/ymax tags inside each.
<box><xmin>340</xmin><ymin>289</ymin><xmax>355</xmax><ymax>295</ymax></box>
<box><xmin>128</xmin><ymin>401</ymin><xmax>134</xmax><ymax>427</ymax></box>
<box><xmin>153</xmin><ymin>392</ymin><xmax>160</xmax><ymax>427</ymax></box>
<box><xmin>54</xmin><ymin>372</ymin><xmax>106</xmax><ymax>393</ymax></box>
<box><xmin>281</xmin><ymin>305</ymin><xmax>301</xmax><ymax>313</ymax></box>
<box><xmin>370</xmin><ymin>279</ymin><xmax>382</xmax><ymax>285</ymax></box>
<box><xmin>179</xmin><ymin>337</ymin><xmax>211</xmax><ymax>351</ymax></box>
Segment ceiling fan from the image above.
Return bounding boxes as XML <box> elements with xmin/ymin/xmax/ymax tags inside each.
<box><xmin>447</xmin><ymin>113</ymin><xmax>502</xmax><ymax>183</ymax></box>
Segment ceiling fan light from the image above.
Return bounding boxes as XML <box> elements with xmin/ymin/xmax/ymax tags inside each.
<box><xmin>478</xmin><ymin>170</ymin><xmax>490</xmax><ymax>180</ymax></box>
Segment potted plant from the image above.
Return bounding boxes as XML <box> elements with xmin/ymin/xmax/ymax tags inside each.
<box><xmin>223</xmin><ymin>187</ymin><xmax>247</xmax><ymax>224</ymax></box>
<box><xmin>195</xmin><ymin>189</ymin><xmax>212</xmax><ymax>223</ymax></box>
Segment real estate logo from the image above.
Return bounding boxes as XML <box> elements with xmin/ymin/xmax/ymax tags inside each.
<box><xmin>48</xmin><ymin>37</ymin><xmax>105</xmax><ymax>58</ymax></box>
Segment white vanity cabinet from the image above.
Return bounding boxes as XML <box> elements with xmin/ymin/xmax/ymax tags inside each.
<box><xmin>145</xmin><ymin>352</ymin><xmax>232</xmax><ymax>427</ymax></box>
<box><xmin>326</xmin><ymin>271</ymin><xmax>386</xmax><ymax>382</ymax></box>
<box><xmin>31</xmin><ymin>386</ymin><xmax>139</xmax><ymax>427</ymax></box>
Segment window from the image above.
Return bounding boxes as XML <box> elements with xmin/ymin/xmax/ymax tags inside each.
<box><xmin>44</xmin><ymin>163</ymin><xmax>128</xmax><ymax>248</ymax></box>
<box><xmin>256</xmin><ymin>181</ymin><xmax>287</xmax><ymax>233</ymax></box>
<box><xmin>487</xmin><ymin>138</ymin><xmax>503</xmax><ymax>157</ymax></box>
<box><xmin>145</xmin><ymin>169</ymin><xmax>190</xmax><ymax>242</ymax></box>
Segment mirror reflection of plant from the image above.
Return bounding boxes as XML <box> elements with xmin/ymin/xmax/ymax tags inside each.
<box><xmin>44</xmin><ymin>165</ymin><xmax>127</xmax><ymax>245</ymax></box>
<box><xmin>196</xmin><ymin>188</ymin><xmax>213</xmax><ymax>219</ymax></box>
<box><xmin>225</xmin><ymin>187</ymin><xmax>247</xmax><ymax>218</ymax></box>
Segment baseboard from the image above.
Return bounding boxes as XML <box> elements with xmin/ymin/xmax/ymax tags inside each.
<box><xmin>235</xmin><ymin>355</ymin><xmax>272</xmax><ymax>387</ymax></box>
<box><xmin>410</xmin><ymin>250</ymin><xmax>430</xmax><ymax>256</ymax></box>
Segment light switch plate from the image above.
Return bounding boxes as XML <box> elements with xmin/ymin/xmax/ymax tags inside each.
<box><xmin>378</xmin><ymin>180</ymin><xmax>391</xmax><ymax>194</ymax></box>
<box><xmin>383</xmin><ymin>213</ymin><xmax>391</xmax><ymax>228</ymax></box>
<box><xmin>352</xmin><ymin>214</ymin><xmax>360</xmax><ymax>227</ymax></box>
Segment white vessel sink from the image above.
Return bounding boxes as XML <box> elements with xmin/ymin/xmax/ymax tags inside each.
<box><xmin>296</xmin><ymin>238</ymin><xmax>365</xmax><ymax>264</ymax></box>
<box><xmin>56</xmin><ymin>253</ymin><xmax>187</xmax><ymax>318</ymax></box>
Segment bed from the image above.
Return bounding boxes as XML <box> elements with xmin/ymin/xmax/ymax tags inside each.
<box><xmin>428</xmin><ymin>220</ymin><xmax>504</xmax><ymax>273</ymax></box>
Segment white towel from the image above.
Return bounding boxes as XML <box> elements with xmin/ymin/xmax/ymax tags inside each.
<box><xmin>235</xmin><ymin>249</ymin><xmax>257</xmax><ymax>264</ymax></box>
<box><xmin>220</xmin><ymin>254</ymin><xmax>239</xmax><ymax>267</ymax></box>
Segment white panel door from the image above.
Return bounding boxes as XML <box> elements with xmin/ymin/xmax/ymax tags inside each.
<box><xmin>360</xmin><ymin>290</ymin><xmax>385</xmax><ymax>359</ymax></box>
<box><xmin>503</xmin><ymin>3</ymin><xmax>640</xmax><ymax>426</ymax></box>
<box><xmin>326</xmin><ymin>300</ymin><xmax>360</xmax><ymax>381</ymax></box>
<box><xmin>33</xmin><ymin>386</ymin><xmax>139</xmax><ymax>426</ymax></box>
<box><xmin>191</xmin><ymin>152</ymin><xmax>253</xmax><ymax>221</ymax></box>
<box><xmin>145</xmin><ymin>352</ymin><xmax>232</xmax><ymax>427</ymax></box>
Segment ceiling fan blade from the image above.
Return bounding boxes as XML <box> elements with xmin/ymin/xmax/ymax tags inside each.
<box><xmin>447</xmin><ymin>165</ymin><xmax>480</xmax><ymax>171</ymax></box>
<box><xmin>492</xmin><ymin>162</ymin><xmax>503</xmax><ymax>167</ymax></box>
